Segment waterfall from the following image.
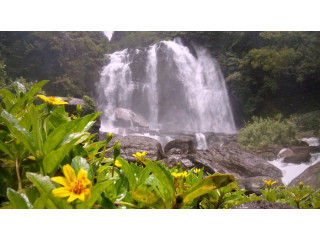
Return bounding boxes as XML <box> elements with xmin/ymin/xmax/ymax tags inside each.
<box><xmin>195</xmin><ymin>133</ymin><xmax>208</xmax><ymax>150</ymax></box>
<box><xmin>97</xmin><ymin>38</ymin><xmax>236</xmax><ymax>134</ymax></box>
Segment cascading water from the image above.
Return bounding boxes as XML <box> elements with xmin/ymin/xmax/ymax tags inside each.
<box><xmin>269</xmin><ymin>137</ymin><xmax>320</xmax><ymax>185</ymax></box>
<box><xmin>195</xmin><ymin>133</ymin><xmax>208</xmax><ymax>150</ymax></box>
<box><xmin>97</xmin><ymin>38</ymin><xmax>236</xmax><ymax>135</ymax></box>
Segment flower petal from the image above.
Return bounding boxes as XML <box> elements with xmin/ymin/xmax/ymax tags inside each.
<box><xmin>67</xmin><ymin>193</ymin><xmax>80</xmax><ymax>203</ymax></box>
<box><xmin>77</xmin><ymin>168</ymin><xmax>88</xmax><ymax>181</ymax></box>
<box><xmin>78</xmin><ymin>193</ymin><xmax>85</xmax><ymax>202</ymax></box>
<box><xmin>63</xmin><ymin>164</ymin><xmax>76</xmax><ymax>183</ymax></box>
<box><xmin>37</xmin><ymin>95</ymin><xmax>49</xmax><ymax>102</ymax></box>
<box><xmin>52</xmin><ymin>187</ymin><xmax>71</xmax><ymax>198</ymax></box>
<box><xmin>51</xmin><ymin>176</ymin><xmax>70</xmax><ymax>187</ymax></box>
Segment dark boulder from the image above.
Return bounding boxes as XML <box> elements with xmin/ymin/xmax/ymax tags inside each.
<box><xmin>164</xmin><ymin>139</ymin><xmax>196</xmax><ymax>155</ymax></box>
<box><xmin>99</xmin><ymin>133</ymin><xmax>165</xmax><ymax>162</ymax></box>
<box><xmin>283</xmin><ymin>152</ymin><xmax>311</xmax><ymax>164</ymax></box>
<box><xmin>289</xmin><ymin>161</ymin><xmax>320</xmax><ymax>188</ymax></box>
<box><xmin>232</xmin><ymin>200</ymin><xmax>297</xmax><ymax>209</ymax></box>
<box><xmin>161</xmin><ymin>154</ymin><xmax>195</xmax><ymax>171</ymax></box>
<box><xmin>188</xmin><ymin>146</ymin><xmax>282</xmax><ymax>179</ymax></box>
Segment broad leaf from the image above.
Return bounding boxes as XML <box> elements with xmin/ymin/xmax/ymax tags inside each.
<box><xmin>144</xmin><ymin>159</ymin><xmax>175</xmax><ymax>207</ymax></box>
<box><xmin>116</xmin><ymin>157</ymin><xmax>136</xmax><ymax>190</ymax></box>
<box><xmin>33</xmin><ymin>194</ymin><xmax>49</xmax><ymax>209</ymax></box>
<box><xmin>1</xmin><ymin>110</ymin><xmax>35</xmax><ymax>154</ymax></box>
<box><xmin>182</xmin><ymin>173</ymin><xmax>235</xmax><ymax>205</ymax></box>
<box><xmin>43</xmin><ymin>132</ymin><xmax>88</xmax><ymax>174</ymax></box>
<box><xmin>7</xmin><ymin>188</ymin><xmax>31</xmax><ymax>209</ymax></box>
<box><xmin>9</xmin><ymin>80</ymin><xmax>49</xmax><ymax>113</ymax></box>
<box><xmin>71</xmin><ymin>156</ymin><xmax>93</xmax><ymax>181</ymax></box>
<box><xmin>26</xmin><ymin>172</ymin><xmax>72</xmax><ymax>209</ymax></box>
<box><xmin>132</xmin><ymin>186</ymin><xmax>161</xmax><ymax>205</ymax></box>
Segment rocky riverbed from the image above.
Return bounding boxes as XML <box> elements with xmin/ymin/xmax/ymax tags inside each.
<box><xmin>99</xmin><ymin>130</ymin><xmax>320</xmax><ymax>193</ymax></box>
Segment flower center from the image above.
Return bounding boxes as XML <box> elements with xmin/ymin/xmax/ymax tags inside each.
<box><xmin>73</xmin><ymin>180</ymin><xmax>84</xmax><ymax>195</ymax></box>
<box><xmin>48</xmin><ymin>96</ymin><xmax>56</xmax><ymax>102</ymax></box>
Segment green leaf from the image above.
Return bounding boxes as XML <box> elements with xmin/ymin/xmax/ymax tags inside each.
<box><xmin>0</xmin><ymin>139</ymin><xmax>13</xmax><ymax>158</ymax></box>
<box><xmin>103</xmin><ymin>180</ymin><xmax>118</xmax><ymax>202</ymax></box>
<box><xmin>136</xmin><ymin>167</ymin><xmax>152</xmax><ymax>188</ymax></box>
<box><xmin>9</xmin><ymin>80</ymin><xmax>49</xmax><ymax>113</ymax></box>
<box><xmin>33</xmin><ymin>194</ymin><xmax>49</xmax><ymax>209</ymax></box>
<box><xmin>0</xmin><ymin>89</ymin><xmax>15</xmax><ymax>110</ymax></box>
<box><xmin>132</xmin><ymin>186</ymin><xmax>161</xmax><ymax>205</ymax></box>
<box><xmin>71</xmin><ymin>156</ymin><xmax>93</xmax><ymax>182</ymax></box>
<box><xmin>7</xmin><ymin>188</ymin><xmax>31</xmax><ymax>209</ymax></box>
<box><xmin>144</xmin><ymin>159</ymin><xmax>175</xmax><ymax>207</ymax></box>
<box><xmin>182</xmin><ymin>173</ymin><xmax>235</xmax><ymax>205</ymax></box>
<box><xmin>26</xmin><ymin>172</ymin><xmax>72</xmax><ymax>209</ymax></box>
<box><xmin>43</xmin><ymin>113</ymin><xmax>100</xmax><ymax>155</ymax></box>
<box><xmin>116</xmin><ymin>157</ymin><xmax>136</xmax><ymax>190</ymax></box>
<box><xmin>29</xmin><ymin>105</ymin><xmax>43</xmax><ymax>159</ymax></box>
<box><xmin>43</xmin><ymin>132</ymin><xmax>87</xmax><ymax>175</ymax></box>
<box><xmin>0</xmin><ymin>110</ymin><xmax>35</xmax><ymax>154</ymax></box>
<box><xmin>101</xmin><ymin>193</ymin><xmax>117</xmax><ymax>209</ymax></box>
<box><xmin>79</xmin><ymin>180</ymin><xmax>111</xmax><ymax>209</ymax></box>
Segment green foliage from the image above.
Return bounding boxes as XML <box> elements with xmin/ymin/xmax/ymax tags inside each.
<box><xmin>260</xmin><ymin>184</ymin><xmax>320</xmax><ymax>209</ymax></box>
<box><xmin>2</xmin><ymin>81</ymin><xmax>320</xmax><ymax>209</ymax></box>
<box><xmin>0</xmin><ymin>31</ymin><xmax>109</xmax><ymax>97</ymax></box>
<box><xmin>238</xmin><ymin>115</ymin><xmax>297</xmax><ymax>150</ymax></box>
<box><xmin>291</xmin><ymin>110</ymin><xmax>320</xmax><ymax>133</ymax></box>
<box><xmin>82</xmin><ymin>95</ymin><xmax>97</xmax><ymax>115</ymax></box>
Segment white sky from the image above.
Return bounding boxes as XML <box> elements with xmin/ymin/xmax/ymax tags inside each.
<box><xmin>104</xmin><ymin>31</ymin><xmax>113</xmax><ymax>41</ymax></box>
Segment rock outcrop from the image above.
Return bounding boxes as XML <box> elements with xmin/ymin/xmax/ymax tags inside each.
<box><xmin>114</xmin><ymin>108</ymin><xmax>149</xmax><ymax>131</ymax></box>
<box><xmin>289</xmin><ymin>161</ymin><xmax>320</xmax><ymax>188</ymax></box>
<box><xmin>99</xmin><ymin>133</ymin><xmax>165</xmax><ymax>162</ymax></box>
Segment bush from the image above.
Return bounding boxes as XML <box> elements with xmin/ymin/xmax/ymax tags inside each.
<box><xmin>238</xmin><ymin>115</ymin><xmax>297</xmax><ymax>150</ymax></box>
<box><xmin>291</xmin><ymin>110</ymin><xmax>320</xmax><ymax>133</ymax></box>
<box><xmin>82</xmin><ymin>95</ymin><xmax>97</xmax><ymax>115</ymax></box>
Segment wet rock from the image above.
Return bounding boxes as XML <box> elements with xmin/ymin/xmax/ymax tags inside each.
<box><xmin>232</xmin><ymin>200</ymin><xmax>297</xmax><ymax>209</ymax></box>
<box><xmin>238</xmin><ymin>176</ymin><xmax>284</xmax><ymax>195</ymax></box>
<box><xmin>99</xmin><ymin>133</ymin><xmax>165</xmax><ymax>162</ymax></box>
<box><xmin>289</xmin><ymin>161</ymin><xmax>320</xmax><ymax>188</ymax></box>
<box><xmin>161</xmin><ymin>154</ymin><xmax>194</xmax><ymax>171</ymax></box>
<box><xmin>114</xmin><ymin>108</ymin><xmax>149</xmax><ymax>130</ymax></box>
<box><xmin>283</xmin><ymin>152</ymin><xmax>311</xmax><ymax>164</ymax></box>
<box><xmin>164</xmin><ymin>139</ymin><xmax>196</xmax><ymax>154</ymax></box>
<box><xmin>188</xmin><ymin>146</ymin><xmax>282</xmax><ymax>179</ymax></box>
<box><xmin>277</xmin><ymin>148</ymin><xmax>294</xmax><ymax>159</ymax></box>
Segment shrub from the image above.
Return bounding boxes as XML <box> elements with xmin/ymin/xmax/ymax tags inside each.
<box><xmin>82</xmin><ymin>95</ymin><xmax>97</xmax><ymax>115</ymax></box>
<box><xmin>238</xmin><ymin>114</ymin><xmax>297</xmax><ymax>150</ymax></box>
<box><xmin>291</xmin><ymin>110</ymin><xmax>320</xmax><ymax>133</ymax></box>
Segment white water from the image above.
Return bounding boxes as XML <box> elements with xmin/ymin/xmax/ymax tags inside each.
<box><xmin>301</xmin><ymin>137</ymin><xmax>319</xmax><ymax>146</ymax></box>
<box><xmin>195</xmin><ymin>133</ymin><xmax>207</xmax><ymax>150</ymax></box>
<box><xmin>135</xmin><ymin>133</ymin><xmax>174</xmax><ymax>150</ymax></box>
<box><xmin>269</xmin><ymin>137</ymin><xmax>320</xmax><ymax>185</ymax></box>
<box><xmin>97</xmin><ymin>38</ymin><xmax>236</xmax><ymax>134</ymax></box>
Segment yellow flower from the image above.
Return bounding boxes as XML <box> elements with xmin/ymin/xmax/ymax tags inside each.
<box><xmin>115</xmin><ymin>159</ymin><xmax>122</xmax><ymax>168</ymax></box>
<box><xmin>51</xmin><ymin>164</ymin><xmax>91</xmax><ymax>202</ymax></box>
<box><xmin>37</xmin><ymin>95</ymin><xmax>68</xmax><ymax>105</ymax></box>
<box><xmin>263</xmin><ymin>180</ymin><xmax>277</xmax><ymax>187</ymax></box>
<box><xmin>132</xmin><ymin>151</ymin><xmax>147</xmax><ymax>164</ymax></box>
<box><xmin>71</xmin><ymin>114</ymin><xmax>77</xmax><ymax>120</ymax></box>
<box><xmin>172</xmin><ymin>171</ymin><xmax>189</xmax><ymax>179</ymax></box>
<box><xmin>194</xmin><ymin>168</ymin><xmax>201</xmax><ymax>174</ymax></box>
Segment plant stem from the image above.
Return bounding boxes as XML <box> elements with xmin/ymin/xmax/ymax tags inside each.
<box><xmin>15</xmin><ymin>158</ymin><xmax>22</xmax><ymax>192</ymax></box>
<box><xmin>114</xmin><ymin>201</ymin><xmax>138</xmax><ymax>209</ymax></box>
